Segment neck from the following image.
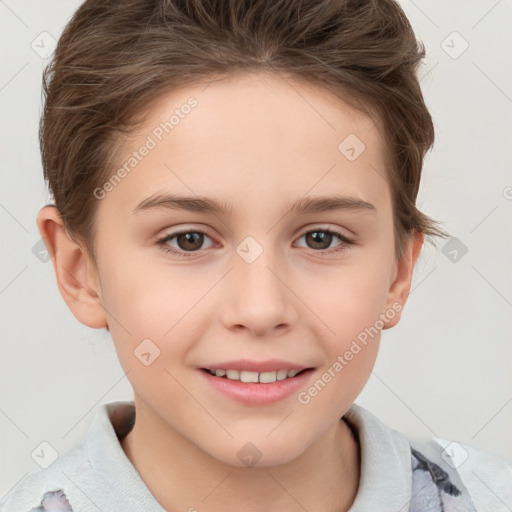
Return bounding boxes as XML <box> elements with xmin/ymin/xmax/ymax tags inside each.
<box><xmin>120</xmin><ymin>400</ymin><xmax>360</xmax><ymax>512</ymax></box>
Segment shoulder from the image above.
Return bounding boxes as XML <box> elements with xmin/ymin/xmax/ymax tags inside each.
<box><xmin>409</xmin><ymin>436</ymin><xmax>512</xmax><ymax>512</ymax></box>
<box><xmin>0</xmin><ymin>437</ymin><xmax>97</xmax><ymax>512</ymax></box>
<box><xmin>0</xmin><ymin>401</ymin><xmax>139</xmax><ymax>512</ymax></box>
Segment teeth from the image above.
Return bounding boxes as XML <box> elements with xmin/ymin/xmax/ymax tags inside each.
<box><xmin>276</xmin><ymin>369</ymin><xmax>289</xmax><ymax>381</ymax></box>
<box><xmin>259</xmin><ymin>371</ymin><xmax>277</xmax><ymax>383</ymax></box>
<box><xmin>207</xmin><ymin>368</ymin><xmax>304</xmax><ymax>383</ymax></box>
<box><xmin>226</xmin><ymin>369</ymin><xmax>240</xmax><ymax>380</ymax></box>
<box><xmin>240</xmin><ymin>371</ymin><xmax>259</xmax><ymax>383</ymax></box>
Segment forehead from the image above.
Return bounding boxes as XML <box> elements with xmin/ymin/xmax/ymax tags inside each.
<box><xmin>101</xmin><ymin>72</ymin><xmax>390</xmax><ymax>218</ymax></box>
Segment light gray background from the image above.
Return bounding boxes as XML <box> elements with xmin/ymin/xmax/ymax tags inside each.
<box><xmin>1</xmin><ymin>0</ymin><xmax>511</xmax><ymax>498</ymax></box>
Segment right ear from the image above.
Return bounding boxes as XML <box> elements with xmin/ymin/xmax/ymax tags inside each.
<box><xmin>36</xmin><ymin>205</ymin><xmax>108</xmax><ymax>329</ymax></box>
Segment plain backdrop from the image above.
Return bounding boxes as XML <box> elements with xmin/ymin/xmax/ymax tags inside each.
<box><xmin>1</xmin><ymin>0</ymin><xmax>511</xmax><ymax>498</ymax></box>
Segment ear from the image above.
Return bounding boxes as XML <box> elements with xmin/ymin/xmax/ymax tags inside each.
<box><xmin>36</xmin><ymin>205</ymin><xmax>108</xmax><ymax>329</ymax></box>
<box><xmin>382</xmin><ymin>231</ymin><xmax>424</xmax><ymax>329</ymax></box>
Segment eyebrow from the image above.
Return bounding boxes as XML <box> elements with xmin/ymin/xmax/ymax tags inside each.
<box><xmin>132</xmin><ymin>193</ymin><xmax>376</xmax><ymax>217</ymax></box>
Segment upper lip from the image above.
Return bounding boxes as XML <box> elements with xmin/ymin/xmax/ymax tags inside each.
<box><xmin>200</xmin><ymin>359</ymin><xmax>311</xmax><ymax>372</ymax></box>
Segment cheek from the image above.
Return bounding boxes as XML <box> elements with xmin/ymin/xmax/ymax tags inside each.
<box><xmin>299</xmin><ymin>277</ymin><xmax>384</xmax><ymax>419</ymax></box>
<box><xmin>304</xmin><ymin>256</ymin><xmax>392</xmax><ymax>405</ymax></box>
<box><xmin>99</xmin><ymin>259</ymin><xmax>221</xmax><ymax>393</ymax></box>
<box><xmin>310</xmin><ymin>261</ymin><xmax>393</xmax><ymax>339</ymax></box>
<box><xmin>297</xmin><ymin>323</ymin><xmax>380</xmax><ymax>427</ymax></box>
<box><xmin>100</xmin><ymin>255</ymin><xmax>210</xmax><ymax>334</ymax></box>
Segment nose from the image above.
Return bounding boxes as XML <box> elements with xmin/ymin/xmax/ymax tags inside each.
<box><xmin>219</xmin><ymin>247</ymin><xmax>299</xmax><ymax>337</ymax></box>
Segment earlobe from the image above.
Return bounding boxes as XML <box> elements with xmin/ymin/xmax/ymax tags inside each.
<box><xmin>36</xmin><ymin>206</ymin><xmax>108</xmax><ymax>329</ymax></box>
<box><xmin>382</xmin><ymin>231</ymin><xmax>424</xmax><ymax>329</ymax></box>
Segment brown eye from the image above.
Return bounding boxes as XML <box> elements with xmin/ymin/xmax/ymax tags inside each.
<box><xmin>305</xmin><ymin>231</ymin><xmax>334</xmax><ymax>250</ymax></box>
<box><xmin>156</xmin><ymin>229</ymin><xmax>214</xmax><ymax>257</ymax></box>
<box><xmin>174</xmin><ymin>232</ymin><xmax>204</xmax><ymax>251</ymax></box>
<box><xmin>296</xmin><ymin>228</ymin><xmax>354</xmax><ymax>253</ymax></box>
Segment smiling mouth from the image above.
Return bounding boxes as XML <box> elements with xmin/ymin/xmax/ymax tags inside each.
<box><xmin>201</xmin><ymin>368</ymin><xmax>311</xmax><ymax>383</ymax></box>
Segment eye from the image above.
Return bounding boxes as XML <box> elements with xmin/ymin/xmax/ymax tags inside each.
<box><xmin>295</xmin><ymin>227</ymin><xmax>355</xmax><ymax>254</ymax></box>
<box><xmin>156</xmin><ymin>229</ymin><xmax>214</xmax><ymax>257</ymax></box>
<box><xmin>156</xmin><ymin>226</ymin><xmax>355</xmax><ymax>258</ymax></box>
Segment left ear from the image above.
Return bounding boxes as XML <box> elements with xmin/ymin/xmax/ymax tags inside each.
<box><xmin>382</xmin><ymin>231</ymin><xmax>424</xmax><ymax>329</ymax></box>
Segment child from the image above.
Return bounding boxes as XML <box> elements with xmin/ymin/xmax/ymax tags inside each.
<box><xmin>2</xmin><ymin>0</ymin><xmax>510</xmax><ymax>511</ymax></box>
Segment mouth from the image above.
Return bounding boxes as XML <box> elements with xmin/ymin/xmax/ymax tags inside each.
<box><xmin>201</xmin><ymin>367</ymin><xmax>311</xmax><ymax>383</ymax></box>
<box><xmin>198</xmin><ymin>363</ymin><xmax>315</xmax><ymax>406</ymax></box>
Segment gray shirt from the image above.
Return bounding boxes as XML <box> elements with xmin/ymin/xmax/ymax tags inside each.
<box><xmin>1</xmin><ymin>401</ymin><xmax>510</xmax><ymax>511</ymax></box>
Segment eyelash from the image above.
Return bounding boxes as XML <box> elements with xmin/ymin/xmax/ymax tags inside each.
<box><xmin>155</xmin><ymin>227</ymin><xmax>355</xmax><ymax>258</ymax></box>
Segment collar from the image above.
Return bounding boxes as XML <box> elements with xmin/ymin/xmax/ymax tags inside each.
<box><xmin>343</xmin><ymin>403</ymin><xmax>412</xmax><ymax>511</ymax></box>
<box><xmin>85</xmin><ymin>401</ymin><xmax>412</xmax><ymax>511</ymax></box>
<box><xmin>86</xmin><ymin>400</ymin><xmax>165</xmax><ymax>511</ymax></box>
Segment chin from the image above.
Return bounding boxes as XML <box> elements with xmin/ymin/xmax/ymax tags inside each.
<box><xmin>204</xmin><ymin>437</ymin><xmax>307</xmax><ymax>470</ymax></box>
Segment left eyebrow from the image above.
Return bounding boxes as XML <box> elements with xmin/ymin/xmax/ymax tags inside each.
<box><xmin>286</xmin><ymin>195</ymin><xmax>376</xmax><ymax>215</ymax></box>
<box><xmin>132</xmin><ymin>193</ymin><xmax>376</xmax><ymax>217</ymax></box>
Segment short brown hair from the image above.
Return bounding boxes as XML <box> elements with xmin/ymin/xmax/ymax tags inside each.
<box><xmin>40</xmin><ymin>0</ymin><xmax>447</xmax><ymax>262</ymax></box>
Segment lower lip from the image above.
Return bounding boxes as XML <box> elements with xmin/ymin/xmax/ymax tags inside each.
<box><xmin>199</xmin><ymin>369</ymin><xmax>314</xmax><ymax>406</ymax></box>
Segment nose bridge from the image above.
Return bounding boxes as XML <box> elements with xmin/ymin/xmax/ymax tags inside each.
<box><xmin>237</xmin><ymin>238</ymin><xmax>281</xmax><ymax>299</ymax></box>
<box><xmin>221</xmin><ymin>236</ymin><xmax>297</xmax><ymax>334</ymax></box>
<box><xmin>237</xmin><ymin>235</ymin><xmax>283</xmax><ymax>301</ymax></box>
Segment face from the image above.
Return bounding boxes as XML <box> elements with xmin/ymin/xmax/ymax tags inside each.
<box><xmin>50</xmin><ymin>72</ymin><xmax>418</xmax><ymax>467</ymax></box>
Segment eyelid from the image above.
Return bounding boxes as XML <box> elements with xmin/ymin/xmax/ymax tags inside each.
<box><xmin>294</xmin><ymin>225</ymin><xmax>355</xmax><ymax>251</ymax></box>
<box><xmin>300</xmin><ymin>223</ymin><xmax>353</xmax><ymax>239</ymax></box>
<box><xmin>156</xmin><ymin>224</ymin><xmax>214</xmax><ymax>240</ymax></box>
<box><xmin>156</xmin><ymin>223</ymin><xmax>353</xmax><ymax>242</ymax></box>
<box><xmin>156</xmin><ymin>226</ymin><xmax>214</xmax><ymax>245</ymax></box>
<box><xmin>156</xmin><ymin>223</ymin><xmax>356</xmax><ymax>258</ymax></box>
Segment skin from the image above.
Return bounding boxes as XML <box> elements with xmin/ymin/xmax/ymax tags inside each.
<box><xmin>37</xmin><ymin>71</ymin><xmax>423</xmax><ymax>511</ymax></box>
